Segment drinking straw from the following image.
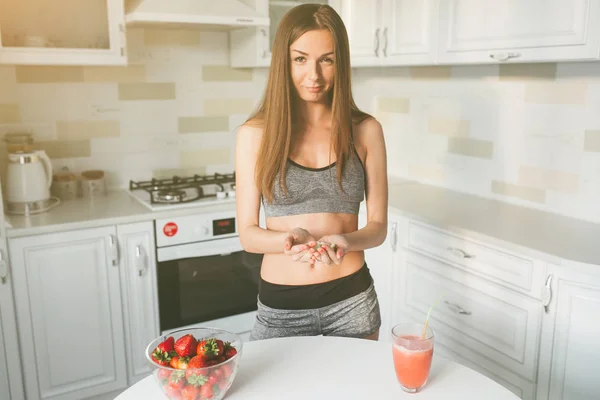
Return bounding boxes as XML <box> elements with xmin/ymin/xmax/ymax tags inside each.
<box><xmin>421</xmin><ymin>294</ymin><xmax>444</xmax><ymax>339</ymax></box>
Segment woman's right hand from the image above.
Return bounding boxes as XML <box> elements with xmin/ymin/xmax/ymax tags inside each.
<box><xmin>283</xmin><ymin>227</ymin><xmax>317</xmax><ymax>264</ymax></box>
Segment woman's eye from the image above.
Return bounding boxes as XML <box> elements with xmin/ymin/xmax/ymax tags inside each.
<box><xmin>321</xmin><ymin>57</ymin><xmax>334</xmax><ymax>64</ymax></box>
<box><xmin>294</xmin><ymin>56</ymin><xmax>306</xmax><ymax>62</ymax></box>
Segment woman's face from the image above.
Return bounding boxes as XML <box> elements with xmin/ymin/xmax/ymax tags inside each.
<box><xmin>289</xmin><ymin>29</ymin><xmax>335</xmax><ymax>103</ymax></box>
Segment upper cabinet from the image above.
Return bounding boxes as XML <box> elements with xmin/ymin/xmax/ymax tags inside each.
<box><xmin>333</xmin><ymin>0</ymin><xmax>438</xmax><ymax>67</ymax></box>
<box><xmin>438</xmin><ymin>0</ymin><xmax>600</xmax><ymax>64</ymax></box>
<box><xmin>230</xmin><ymin>0</ymin><xmax>329</xmax><ymax>68</ymax></box>
<box><xmin>0</xmin><ymin>0</ymin><xmax>127</xmax><ymax>66</ymax></box>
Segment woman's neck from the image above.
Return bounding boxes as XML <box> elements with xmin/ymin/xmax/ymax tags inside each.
<box><xmin>296</xmin><ymin>101</ymin><xmax>332</xmax><ymax>129</ymax></box>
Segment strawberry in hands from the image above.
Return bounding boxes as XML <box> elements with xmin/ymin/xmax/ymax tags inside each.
<box><xmin>152</xmin><ymin>336</ymin><xmax>175</xmax><ymax>366</ymax></box>
<box><xmin>283</xmin><ymin>227</ymin><xmax>318</xmax><ymax>264</ymax></box>
<box><xmin>312</xmin><ymin>234</ymin><xmax>349</xmax><ymax>265</ymax></box>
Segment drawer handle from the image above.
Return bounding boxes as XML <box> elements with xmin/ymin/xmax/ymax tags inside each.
<box><xmin>445</xmin><ymin>301</ymin><xmax>472</xmax><ymax>316</ymax></box>
<box><xmin>447</xmin><ymin>247</ymin><xmax>475</xmax><ymax>259</ymax></box>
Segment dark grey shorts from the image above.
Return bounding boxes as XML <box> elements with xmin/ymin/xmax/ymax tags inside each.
<box><xmin>249</xmin><ymin>282</ymin><xmax>381</xmax><ymax>341</ymax></box>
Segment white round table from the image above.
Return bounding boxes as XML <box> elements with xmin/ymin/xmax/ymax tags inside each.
<box><xmin>116</xmin><ymin>336</ymin><xmax>519</xmax><ymax>400</ymax></box>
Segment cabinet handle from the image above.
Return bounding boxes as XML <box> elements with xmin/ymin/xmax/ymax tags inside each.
<box><xmin>489</xmin><ymin>52</ymin><xmax>521</xmax><ymax>62</ymax></box>
<box><xmin>390</xmin><ymin>222</ymin><xmax>398</xmax><ymax>252</ymax></box>
<box><xmin>447</xmin><ymin>247</ymin><xmax>475</xmax><ymax>259</ymax></box>
<box><xmin>0</xmin><ymin>250</ymin><xmax>8</xmax><ymax>284</ymax></box>
<box><xmin>542</xmin><ymin>274</ymin><xmax>553</xmax><ymax>314</ymax></box>
<box><xmin>109</xmin><ymin>235</ymin><xmax>119</xmax><ymax>266</ymax></box>
<box><xmin>135</xmin><ymin>245</ymin><xmax>148</xmax><ymax>277</ymax></box>
<box><xmin>445</xmin><ymin>300</ymin><xmax>472</xmax><ymax>315</ymax></box>
<box><xmin>374</xmin><ymin>28</ymin><xmax>380</xmax><ymax>57</ymax></box>
<box><xmin>382</xmin><ymin>27</ymin><xmax>388</xmax><ymax>57</ymax></box>
<box><xmin>260</xmin><ymin>28</ymin><xmax>269</xmax><ymax>58</ymax></box>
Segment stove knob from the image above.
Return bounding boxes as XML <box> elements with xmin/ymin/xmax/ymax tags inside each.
<box><xmin>216</xmin><ymin>191</ymin><xmax>227</xmax><ymax>200</ymax></box>
<box><xmin>194</xmin><ymin>226</ymin><xmax>210</xmax><ymax>236</ymax></box>
<box><xmin>227</xmin><ymin>191</ymin><xmax>236</xmax><ymax>198</ymax></box>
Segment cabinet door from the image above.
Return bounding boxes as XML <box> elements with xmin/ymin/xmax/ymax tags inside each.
<box><xmin>0</xmin><ymin>189</ymin><xmax>25</xmax><ymax>399</ymax></box>
<box><xmin>537</xmin><ymin>264</ymin><xmax>600</xmax><ymax>400</ymax></box>
<box><xmin>438</xmin><ymin>0</ymin><xmax>600</xmax><ymax>64</ymax></box>
<box><xmin>381</xmin><ymin>0</ymin><xmax>438</xmax><ymax>65</ymax></box>
<box><xmin>0</xmin><ymin>0</ymin><xmax>126</xmax><ymax>65</ymax></box>
<box><xmin>9</xmin><ymin>227</ymin><xmax>127</xmax><ymax>400</ymax></box>
<box><xmin>333</xmin><ymin>0</ymin><xmax>383</xmax><ymax>66</ymax></box>
<box><xmin>359</xmin><ymin>211</ymin><xmax>400</xmax><ymax>342</ymax></box>
<box><xmin>117</xmin><ymin>221</ymin><xmax>160</xmax><ymax>385</ymax></box>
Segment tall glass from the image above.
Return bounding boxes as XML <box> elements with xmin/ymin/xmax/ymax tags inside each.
<box><xmin>391</xmin><ymin>323</ymin><xmax>434</xmax><ymax>393</ymax></box>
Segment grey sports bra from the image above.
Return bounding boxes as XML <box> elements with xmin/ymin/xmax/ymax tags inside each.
<box><xmin>262</xmin><ymin>148</ymin><xmax>365</xmax><ymax>218</ymax></box>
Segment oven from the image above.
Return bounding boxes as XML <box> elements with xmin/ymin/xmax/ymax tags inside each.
<box><xmin>154</xmin><ymin>209</ymin><xmax>263</xmax><ymax>340</ymax></box>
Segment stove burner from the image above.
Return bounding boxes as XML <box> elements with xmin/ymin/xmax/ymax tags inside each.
<box><xmin>129</xmin><ymin>172</ymin><xmax>235</xmax><ymax>204</ymax></box>
<box><xmin>156</xmin><ymin>189</ymin><xmax>186</xmax><ymax>203</ymax></box>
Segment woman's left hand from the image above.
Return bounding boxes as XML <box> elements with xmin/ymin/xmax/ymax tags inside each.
<box><xmin>312</xmin><ymin>234</ymin><xmax>349</xmax><ymax>265</ymax></box>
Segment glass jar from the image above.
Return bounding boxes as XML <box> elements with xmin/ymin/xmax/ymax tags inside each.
<box><xmin>5</xmin><ymin>132</ymin><xmax>34</xmax><ymax>154</ymax></box>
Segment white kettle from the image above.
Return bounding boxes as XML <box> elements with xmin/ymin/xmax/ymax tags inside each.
<box><xmin>6</xmin><ymin>150</ymin><xmax>59</xmax><ymax>215</ymax></box>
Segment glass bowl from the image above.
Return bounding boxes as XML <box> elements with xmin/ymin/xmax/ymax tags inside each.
<box><xmin>146</xmin><ymin>327</ymin><xmax>243</xmax><ymax>400</ymax></box>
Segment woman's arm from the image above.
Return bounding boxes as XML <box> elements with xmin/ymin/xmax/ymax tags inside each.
<box><xmin>344</xmin><ymin>117</ymin><xmax>389</xmax><ymax>251</ymax></box>
<box><xmin>315</xmin><ymin>118</ymin><xmax>388</xmax><ymax>263</ymax></box>
<box><xmin>235</xmin><ymin>122</ymin><xmax>317</xmax><ymax>257</ymax></box>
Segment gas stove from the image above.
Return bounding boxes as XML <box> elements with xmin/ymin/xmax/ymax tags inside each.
<box><xmin>128</xmin><ymin>173</ymin><xmax>236</xmax><ymax>211</ymax></box>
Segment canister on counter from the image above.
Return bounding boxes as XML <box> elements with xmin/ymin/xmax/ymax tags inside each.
<box><xmin>52</xmin><ymin>167</ymin><xmax>78</xmax><ymax>201</ymax></box>
<box><xmin>81</xmin><ymin>170</ymin><xmax>107</xmax><ymax>198</ymax></box>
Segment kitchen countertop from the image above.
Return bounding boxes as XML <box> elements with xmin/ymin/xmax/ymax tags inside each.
<box><xmin>5</xmin><ymin>190</ymin><xmax>239</xmax><ymax>238</ymax></box>
<box><xmin>387</xmin><ymin>179</ymin><xmax>600</xmax><ymax>265</ymax></box>
<box><xmin>5</xmin><ymin>179</ymin><xmax>600</xmax><ymax>265</ymax></box>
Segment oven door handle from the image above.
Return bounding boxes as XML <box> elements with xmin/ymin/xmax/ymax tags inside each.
<box><xmin>157</xmin><ymin>237</ymin><xmax>244</xmax><ymax>262</ymax></box>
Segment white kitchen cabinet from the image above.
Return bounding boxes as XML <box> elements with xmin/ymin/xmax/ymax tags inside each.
<box><xmin>359</xmin><ymin>210</ymin><xmax>403</xmax><ymax>342</ymax></box>
<box><xmin>0</xmin><ymin>189</ymin><xmax>25</xmax><ymax>400</ymax></box>
<box><xmin>392</xmin><ymin>220</ymin><xmax>546</xmax><ymax>399</ymax></box>
<box><xmin>230</xmin><ymin>0</ymin><xmax>329</xmax><ymax>68</ymax></box>
<box><xmin>0</xmin><ymin>0</ymin><xmax>127</xmax><ymax>65</ymax></box>
<box><xmin>438</xmin><ymin>0</ymin><xmax>600</xmax><ymax>64</ymax></box>
<box><xmin>330</xmin><ymin>0</ymin><xmax>438</xmax><ymax>67</ymax></box>
<box><xmin>117</xmin><ymin>221</ymin><xmax>160</xmax><ymax>386</ymax></box>
<box><xmin>8</xmin><ymin>227</ymin><xmax>128</xmax><ymax>400</ymax></box>
<box><xmin>536</xmin><ymin>263</ymin><xmax>600</xmax><ymax>400</ymax></box>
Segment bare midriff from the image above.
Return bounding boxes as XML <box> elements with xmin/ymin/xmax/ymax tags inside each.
<box><xmin>262</xmin><ymin>212</ymin><xmax>365</xmax><ymax>285</ymax></box>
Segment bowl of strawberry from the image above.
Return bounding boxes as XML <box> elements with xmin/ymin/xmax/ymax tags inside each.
<box><xmin>146</xmin><ymin>327</ymin><xmax>242</xmax><ymax>400</ymax></box>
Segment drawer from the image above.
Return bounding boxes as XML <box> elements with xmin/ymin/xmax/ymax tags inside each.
<box><xmin>407</xmin><ymin>221</ymin><xmax>536</xmax><ymax>293</ymax></box>
<box><xmin>397</xmin><ymin>250</ymin><xmax>542</xmax><ymax>381</ymax></box>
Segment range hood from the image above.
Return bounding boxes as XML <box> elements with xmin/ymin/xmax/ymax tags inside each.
<box><xmin>125</xmin><ymin>0</ymin><xmax>270</xmax><ymax>29</ymax></box>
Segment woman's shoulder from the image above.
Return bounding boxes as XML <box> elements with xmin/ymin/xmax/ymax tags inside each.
<box><xmin>353</xmin><ymin>116</ymin><xmax>383</xmax><ymax>144</ymax></box>
<box><xmin>237</xmin><ymin>118</ymin><xmax>264</xmax><ymax>145</ymax></box>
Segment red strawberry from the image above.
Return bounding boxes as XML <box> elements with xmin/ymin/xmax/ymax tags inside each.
<box><xmin>175</xmin><ymin>334</ymin><xmax>198</xmax><ymax>357</ymax></box>
<box><xmin>214</xmin><ymin>339</ymin><xmax>225</xmax><ymax>356</ymax></box>
<box><xmin>200</xmin><ymin>384</ymin><xmax>214</xmax><ymax>399</ymax></box>
<box><xmin>165</xmin><ymin>385</ymin><xmax>182</xmax><ymax>400</ymax></box>
<box><xmin>224</xmin><ymin>346</ymin><xmax>237</xmax><ymax>360</ymax></box>
<box><xmin>152</xmin><ymin>336</ymin><xmax>175</xmax><ymax>366</ymax></box>
<box><xmin>220</xmin><ymin>363</ymin><xmax>233</xmax><ymax>378</ymax></box>
<box><xmin>168</xmin><ymin>371</ymin><xmax>186</xmax><ymax>389</ymax></box>
<box><xmin>157</xmin><ymin>368</ymin><xmax>172</xmax><ymax>381</ymax></box>
<box><xmin>207</xmin><ymin>374</ymin><xmax>218</xmax><ymax>385</ymax></box>
<box><xmin>185</xmin><ymin>355</ymin><xmax>209</xmax><ymax>380</ymax></box>
<box><xmin>181</xmin><ymin>385</ymin><xmax>200</xmax><ymax>400</ymax></box>
<box><xmin>170</xmin><ymin>356</ymin><xmax>190</xmax><ymax>370</ymax></box>
<box><xmin>196</xmin><ymin>338</ymin><xmax>223</xmax><ymax>359</ymax></box>
<box><xmin>211</xmin><ymin>368</ymin><xmax>224</xmax><ymax>382</ymax></box>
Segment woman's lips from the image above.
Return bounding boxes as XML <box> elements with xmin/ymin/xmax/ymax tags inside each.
<box><xmin>305</xmin><ymin>86</ymin><xmax>322</xmax><ymax>93</ymax></box>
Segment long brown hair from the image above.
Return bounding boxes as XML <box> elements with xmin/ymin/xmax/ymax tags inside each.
<box><xmin>249</xmin><ymin>4</ymin><xmax>371</xmax><ymax>203</ymax></box>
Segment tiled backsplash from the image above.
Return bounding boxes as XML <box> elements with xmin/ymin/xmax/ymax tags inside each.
<box><xmin>0</xmin><ymin>28</ymin><xmax>269</xmax><ymax>188</ymax></box>
<box><xmin>0</xmin><ymin>28</ymin><xmax>598</xmax><ymax>223</ymax></box>
<box><xmin>352</xmin><ymin>63</ymin><xmax>600</xmax><ymax>223</ymax></box>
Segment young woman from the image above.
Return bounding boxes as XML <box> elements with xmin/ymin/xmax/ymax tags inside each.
<box><xmin>235</xmin><ymin>4</ymin><xmax>388</xmax><ymax>341</ymax></box>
